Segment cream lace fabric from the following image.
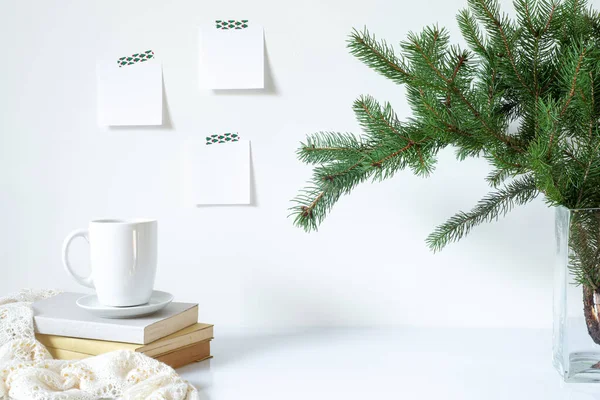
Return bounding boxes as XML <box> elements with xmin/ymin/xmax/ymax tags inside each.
<box><xmin>0</xmin><ymin>289</ymin><xmax>199</xmax><ymax>400</ymax></box>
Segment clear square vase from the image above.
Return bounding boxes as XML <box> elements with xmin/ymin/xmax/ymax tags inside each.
<box><xmin>554</xmin><ymin>206</ymin><xmax>600</xmax><ymax>382</ymax></box>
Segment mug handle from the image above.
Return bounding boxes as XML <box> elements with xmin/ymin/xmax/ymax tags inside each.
<box><xmin>62</xmin><ymin>229</ymin><xmax>94</xmax><ymax>288</ymax></box>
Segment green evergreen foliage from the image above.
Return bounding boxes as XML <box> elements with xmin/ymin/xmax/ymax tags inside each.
<box><xmin>569</xmin><ymin>209</ymin><xmax>600</xmax><ymax>288</ymax></box>
<box><xmin>291</xmin><ymin>0</ymin><xmax>600</xmax><ymax>262</ymax></box>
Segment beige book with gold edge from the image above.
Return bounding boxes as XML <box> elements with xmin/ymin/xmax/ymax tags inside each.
<box><xmin>46</xmin><ymin>340</ymin><xmax>212</xmax><ymax>370</ymax></box>
<box><xmin>155</xmin><ymin>340</ymin><xmax>212</xmax><ymax>369</ymax></box>
<box><xmin>37</xmin><ymin>323</ymin><xmax>213</xmax><ymax>358</ymax></box>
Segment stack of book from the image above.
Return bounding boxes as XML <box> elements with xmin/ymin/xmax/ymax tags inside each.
<box><xmin>32</xmin><ymin>292</ymin><xmax>213</xmax><ymax>369</ymax></box>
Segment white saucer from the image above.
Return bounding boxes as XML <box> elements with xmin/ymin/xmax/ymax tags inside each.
<box><xmin>76</xmin><ymin>291</ymin><xmax>174</xmax><ymax>319</ymax></box>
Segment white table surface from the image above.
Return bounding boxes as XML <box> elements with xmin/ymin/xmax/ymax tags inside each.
<box><xmin>178</xmin><ymin>328</ymin><xmax>600</xmax><ymax>400</ymax></box>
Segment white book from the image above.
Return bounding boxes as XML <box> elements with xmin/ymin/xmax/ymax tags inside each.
<box><xmin>33</xmin><ymin>293</ymin><xmax>198</xmax><ymax>344</ymax></box>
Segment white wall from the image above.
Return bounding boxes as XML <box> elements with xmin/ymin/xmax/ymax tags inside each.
<box><xmin>0</xmin><ymin>0</ymin><xmax>568</xmax><ymax>331</ymax></box>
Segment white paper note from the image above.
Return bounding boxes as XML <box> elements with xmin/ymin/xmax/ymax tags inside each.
<box><xmin>199</xmin><ymin>24</ymin><xmax>264</xmax><ymax>89</ymax></box>
<box><xmin>185</xmin><ymin>140</ymin><xmax>251</xmax><ymax>205</ymax></box>
<box><xmin>97</xmin><ymin>61</ymin><xmax>163</xmax><ymax>126</ymax></box>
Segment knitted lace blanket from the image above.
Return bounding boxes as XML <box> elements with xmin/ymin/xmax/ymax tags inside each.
<box><xmin>0</xmin><ymin>289</ymin><xmax>199</xmax><ymax>400</ymax></box>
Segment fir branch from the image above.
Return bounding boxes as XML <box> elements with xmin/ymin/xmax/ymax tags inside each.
<box><xmin>471</xmin><ymin>0</ymin><xmax>536</xmax><ymax>97</ymax></box>
<box><xmin>407</xmin><ymin>33</ymin><xmax>518</xmax><ymax>147</ymax></box>
<box><xmin>588</xmin><ymin>70</ymin><xmax>595</xmax><ymax>140</ymax></box>
<box><xmin>321</xmin><ymin>157</ymin><xmax>368</xmax><ymax>181</ymax></box>
<box><xmin>290</xmin><ymin>187</ymin><xmax>329</xmax><ymax>231</ymax></box>
<box><xmin>523</xmin><ymin>0</ymin><xmax>536</xmax><ymax>35</ymax></box>
<box><xmin>407</xmin><ymin>34</ymin><xmax>451</xmax><ymax>84</ymax></box>
<box><xmin>457</xmin><ymin>9</ymin><xmax>489</xmax><ymax>57</ymax></box>
<box><xmin>489</xmin><ymin>151</ymin><xmax>524</xmax><ymax>169</ymax></box>
<box><xmin>417</xmin><ymin>89</ymin><xmax>473</xmax><ymax>138</ymax></box>
<box><xmin>426</xmin><ymin>175</ymin><xmax>539</xmax><ymax>251</ymax></box>
<box><xmin>564</xmin><ymin>148</ymin><xmax>585</xmax><ymax>168</ymax></box>
<box><xmin>570</xmin><ymin>210</ymin><xmax>600</xmax><ymax>289</ymax></box>
<box><xmin>541</xmin><ymin>2</ymin><xmax>557</xmax><ymax>35</ymax></box>
<box><xmin>348</xmin><ymin>28</ymin><xmax>412</xmax><ymax>85</ymax></box>
<box><xmin>486</xmin><ymin>168</ymin><xmax>525</xmax><ymax>187</ymax></box>
<box><xmin>353</xmin><ymin>96</ymin><xmax>414</xmax><ymax>143</ymax></box>
<box><xmin>560</xmin><ymin>46</ymin><xmax>587</xmax><ymax>117</ymax></box>
<box><xmin>297</xmin><ymin>132</ymin><xmax>369</xmax><ymax>165</ymax></box>
<box><xmin>291</xmin><ymin>0</ymin><xmax>600</xmax><ymax>259</ymax></box>
<box><xmin>371</xmin><ymin>142</ymin><xmax>414</xmax><ymax>167</ymax></box>
<box><xmin>451</xmin><ymin>85</ymin><xmax>523</xmax><ymax>150</ymax></box>
<box><xmin>450</xmin><ymin>53</ymin><xmax>467</xmax><ymax>82</ymax></box>
<box><xmin>576</xmin><ymin>139</ymin><xmax>600</xmax><ymax>207</ymax></box>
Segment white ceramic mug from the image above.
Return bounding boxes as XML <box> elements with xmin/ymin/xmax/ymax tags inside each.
<box><xmin>62</xmin><ymin>219</ymin><xmax>158</xmax><ymax>307</ymax></box>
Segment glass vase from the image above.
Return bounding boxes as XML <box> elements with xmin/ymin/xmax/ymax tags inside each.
<box><xmin>554</xmin><ymin>206</ymin><xmax>600</xmax><ymax>382</ymax></box>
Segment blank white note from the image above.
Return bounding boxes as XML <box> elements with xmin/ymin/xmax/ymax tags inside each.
<box><xmin>97</xmin><ymin>62</ymin><xmax>163</xmax><ymax>126</ymax></box>
<box><xmin>199</xmin><ymin>24</ymin><xmax>264</xmax><ymax>89</ymax></box>
<box><xmin>185</xmin><ymin>140</ymin><xmax>251</xmax><ymax>205</ymax></box>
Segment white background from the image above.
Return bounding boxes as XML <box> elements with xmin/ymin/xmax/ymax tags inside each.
<box><xmin>0</xmin><ymin>0</ymin><xmax>574</xmax><ymax>332</ymax></box>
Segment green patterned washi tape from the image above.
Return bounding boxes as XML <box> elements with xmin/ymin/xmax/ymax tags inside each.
<box><xmin>117</xmin><ymin>50</ymin><xmax>155</xmax><ymax>67</ymax></box>
<box><xmin>215</xmin><ymin>20</ymin><xmax>249</xmax><ymax>30</ymax></box>
<box><xmin>206</xmin><ymin>133</ymin><xmax>240</xmax><ymax>145</ymax></box>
